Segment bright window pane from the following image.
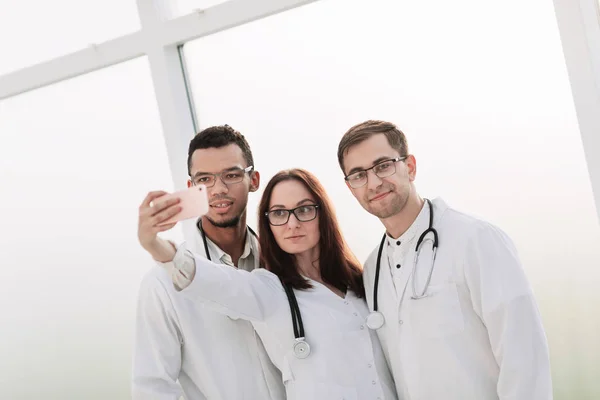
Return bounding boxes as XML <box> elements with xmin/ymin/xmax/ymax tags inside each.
<box><xmin>0</xmin><ymin>58</ymin><xmax>182</xmax><ymax>399</ymax></box>
<box><xmin>183</xmin><ymin>0</ymin><xmax>600</xmax><ymax>398</ymax></box>
<box><xmin>0</xmin><ymin>0</ymin><xmax>140</xmax><ymax>75</ymax></box>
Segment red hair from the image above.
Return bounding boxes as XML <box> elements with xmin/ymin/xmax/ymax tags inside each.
<box><xmin>257</xmin><ymin>169</ymin><xmax>364</xmax><ymax>297</ymax></box>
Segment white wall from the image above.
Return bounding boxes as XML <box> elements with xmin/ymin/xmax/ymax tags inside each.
<box><xmin>183</xmin><ymin>0</ymin><xmax>600</xmax><ymax>398</ymax></box>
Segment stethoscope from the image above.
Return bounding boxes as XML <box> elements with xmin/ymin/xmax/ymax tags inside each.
<box><xmin>197</xmin><ymin>219</ymin><xmax>258</xmax><ymax>263</ymax></box>
<box><xmin>197</xmin><ymin>219</ymin><xmax>310</xmax><ymax>359</ymax></box>
<box><xmin>365</xmin><ymin>198</ymin><xmax>439</xmax><ymax>330</ymax></box>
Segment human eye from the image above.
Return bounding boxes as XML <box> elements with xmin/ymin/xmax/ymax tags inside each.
<box><xmin>375</xmin><ymin>161</ymin><xmax>393</xmax><ymax>172</ymax></box>
<box><xmin>349</xmin><ymin>171</ymin><xmax>366</xmax><ymax>181</ymax></box>
<box><xmin>297</xmin><ymin>206</ymin><xmax>314</xmax><ymax>215</ymax></box>
<box><xmin>271</xmin><ymin>209</ymin><xmax>288</xmax><ymax>217</ymax></box>
<box><xmin>196</xmin><ymin>175</ymin><xmax>213</xmax><ymax>184</ymax></box>
<box><xmin>225</xmin><ymin>170</ymin><xmax>243</xmax><ymax>179</ymax></box>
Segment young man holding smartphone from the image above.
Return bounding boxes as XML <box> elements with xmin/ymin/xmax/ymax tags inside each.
<box><xmin>133</xmin><ymin>125</ymin><xmax>284</xmax><ymax>400</ymax></box>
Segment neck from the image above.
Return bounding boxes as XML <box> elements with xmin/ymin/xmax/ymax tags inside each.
<box><xmin>201</xmin><ymin>212</ymin><xmax>248</xmax><ymax>263</ymax></box>
<box><xmin>295</xmin><ymin>246</ymin><xmax>321</xmax><ymax>282</ymax></box>
<box><xmin>382</xmin><ymin>192</ymin><xmax>424</xmax><ymax>239</ymax></box>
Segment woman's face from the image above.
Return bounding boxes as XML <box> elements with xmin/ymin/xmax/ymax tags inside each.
<box><xmin>267</xmin><ymin>180</ymin><xmax>320</xmax><ymax>256</ymax></box>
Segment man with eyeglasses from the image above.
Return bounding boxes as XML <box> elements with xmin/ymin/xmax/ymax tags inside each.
<box><xmin>337</xmin><ymin>120</ymin><xmax>552</xmax><ymax>400</ymax></box>
<box><xmin>133</xmin><ymin>125</ymin><xmax>284</xmax><ymax>400</ymax></box>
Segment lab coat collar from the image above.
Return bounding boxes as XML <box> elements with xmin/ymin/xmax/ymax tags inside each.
<box><xmin>385</xmin><ymin>198</ymin><xmax>432</xmax><ymax>250</ymax></box>
<box><xmin>195</xmin><ymin>220</ymin><xmax>258</xmax><ymax>268</ymax></box>
<box><xmin>381</xmin><ymin>197</ymin><xmax>449</xmax><ymax>309</ymax></box>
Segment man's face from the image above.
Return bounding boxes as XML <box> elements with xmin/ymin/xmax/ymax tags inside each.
<box><xmin>342</xmin><ymin>134</ymin><xmax>416</xmax><ymax>219</ymax></box>
<box><xmin>188</xmin><ymin>144</ymin><xmax>259</xmax><ymax>228</ymax></box>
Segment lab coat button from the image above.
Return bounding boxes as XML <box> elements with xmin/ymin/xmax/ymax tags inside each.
<box><xmin>396</xmin><ymin>240</ymin><xmax>401</xmax><ymax>245</ymax></box>
<box><xmin>360</xmin><ymin>325</ymin><xmax>365</xmax><ymax>330</ymax></box>
<box><xmin>399</xmin><ymin>320</ymin><xmax>404</xmax><ymax>325</ymax></box>
<box><xmin>368</xmin><ymin>363</ymin><xmax>372</xmax><ymax>368</ymax></box>
<box><xmin>372</xmin><ymin>380</ymin><xmax>376</xmax><ymax>385</ymax></box>
<box><xmin>353</xmin><ymin>312</ymin><xmax>358</xmax><ymax>316</ymax></box>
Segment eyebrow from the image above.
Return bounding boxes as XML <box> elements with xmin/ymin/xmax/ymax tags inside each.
<box><xmin>269</xmin><ymin>198</ymin><xmax>316</xmax><ymax>210</ymax></box>
<box><xmin>346</xmin><ymin>156</ymin><xmax>394</xmax><ymax>176</ymax></box>
<box><xmin>192</xmin><ymin>166</ymin><xmax>243</xmax><ymax>178</ymax></box>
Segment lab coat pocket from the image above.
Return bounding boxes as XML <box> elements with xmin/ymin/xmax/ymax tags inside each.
<box><xmin>283</xmin><ymin>356</ymin><xmax>358</xmax><ymax>400</ymax></box>
<box><xmin>312</xmin><ymin>383</ymin><xmax>358</xmax><ymax>400</ymax></box>
<box><xmin>281</xmin><ymin>358</ymin><xmax>294</xmax><ymax>384</ymax></box>
<box><xmin>293</xmin><ymin>382</ymin><xmax>358</xmax><ymax>400</ymax></box>
<box><xmin>281</xmin><ymin>358</ymin><xmax>298</xmax><ymax>400</ymax></box>
<box><xmin>409</xmin><ymin>282</ymin><xmax>464</xmax><ymax>338</ymax></box>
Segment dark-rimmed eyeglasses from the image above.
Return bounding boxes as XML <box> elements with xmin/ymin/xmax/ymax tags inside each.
<box><xmin>191</xmin><ymin>166</ymin><xmax>253</xmax><ymax>188</ymax></box>
<box><xmin>344</xmin><ymin>157</ymin><xmax>407</xmax><ymax>188</ymax></box>
<box><xmin>265</xmin><ymin>204</ymin><xmax>320</xmax><ymax>226</ymax></box>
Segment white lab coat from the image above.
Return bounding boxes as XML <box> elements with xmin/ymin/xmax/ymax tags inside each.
<box><xmin>175</xmin><ymin>249</ymin><xmax>398</xmax><ymax>400</ymax></box>
<box><xmin>132</xmin><ymin>222</ymin><xmax>284</xmax><ymax>400</ymax></box>
<box><xmin>363</xmin><ymin>197</ymin><xmax>553</xmax><ymax>400</ymax></box>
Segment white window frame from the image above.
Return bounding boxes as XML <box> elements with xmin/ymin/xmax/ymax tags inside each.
<box><xmin>0</xmin><ymin>0</ymin><xmax>598</xmax><ymax>232</ymax></box>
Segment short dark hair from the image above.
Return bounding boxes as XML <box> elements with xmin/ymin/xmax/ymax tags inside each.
<box><xmin>257</xmin><ymin>168</ymin><xmax>365</xmax><ymax>297</ymax></box>
<box><xmin>337</xmin><ymin>120</ymin><xmax>408</xmax><ymax>174</ymax></box>
<box><xmin>187</xmin><ymin>124</ymin><xmax>254</xmax><ymax>176</ymax></box>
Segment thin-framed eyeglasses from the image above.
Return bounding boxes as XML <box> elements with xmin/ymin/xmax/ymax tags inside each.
<box><xmin>191</xmin><ymin>166</ymin><xmax>254</xmax><ymax>188</ymax></box>
<box><xmin>344</xmin><ymin>157</ymin><xmax>407</xmax><ymax>188</ymax></box>
<box><xmin>265</xmin><ymin>204</ymin><xmax>320</xmax><ymax>226</ymax></box>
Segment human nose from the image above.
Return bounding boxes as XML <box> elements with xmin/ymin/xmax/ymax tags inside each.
<box><xmin>366</xmin><ymin>168</ymin><xmax>383</xmax><ymax>191</ymax></box>
<box><xmin>210</xmin><ymin>175</ymin><xmax>229</xmax><ymax>196</ymax></box>
<box><xmin>286</xmin><ymin>212</ymin><xmax>301</xmax><ymax>229</ymax></box>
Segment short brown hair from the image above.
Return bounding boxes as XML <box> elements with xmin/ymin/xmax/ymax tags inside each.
<box><xmin>257</xmin><ymin>169</ymin><xmax>365</xmax><ymax>297</ymax></box>
<box><xmin>337</xmin><ymin>120</ymin><xmax>409</xmax><ymax>174</ymax></box>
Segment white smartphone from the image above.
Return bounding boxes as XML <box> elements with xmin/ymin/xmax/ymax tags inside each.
<box><xmin>156</xmin><ymin>185</ymin><xmax>209</xmax><ymax>226</ymax></box>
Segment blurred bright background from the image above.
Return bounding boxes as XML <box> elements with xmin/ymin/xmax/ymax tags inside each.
<box><xmin>1</xmin><ymin>0</ymin><xmax>599</xmax><ymax>399</ymax></box>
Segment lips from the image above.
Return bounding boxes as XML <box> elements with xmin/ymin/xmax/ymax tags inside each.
<box><xmin>369</xmin><ymin>191</ymin><xmax>390</xmax><ymax>202</ymax></box>
<box><xmin>210</xmin><ymin>200</ymin><xmax>233</xmax><ymax>214</ymax></box>
<box><xmin>210</xmin><ymin>202</ymin><xmax>232</xmax><ymax>208</ymax></box>
<box><xmin>285</xmin><ymin>235</ymin><xmax>305</xmax><ymax>240</ymax></box>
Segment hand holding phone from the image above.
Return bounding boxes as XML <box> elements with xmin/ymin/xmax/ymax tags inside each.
<box><xmin>155</xmin><ymin>185</ymin><xmax>209</xmax><ymax>226</ymax></box>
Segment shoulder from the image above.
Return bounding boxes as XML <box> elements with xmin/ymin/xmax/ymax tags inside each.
<box><xmin>251</xmin><ymin>268</ymin><xmax>285</xmax><ymax>291</ymax></box>
<box><xmin>436</xmin><ymin>201</ymin><xmax>519</xmax><ymax>264</ymax></box>
<box><xmin>138</xmin><ymin>266</ymin><xmax>179</xmax><ymax>300</ymax></box>
<box><xmin>363</xmin><ymin>238</ymin><xmax>385</xmax><ymax>281</ymax></box>
<box><xmin>437</xmin><ymin>200</ymin><xmax>514</xmax><ymax>244</ymax></box>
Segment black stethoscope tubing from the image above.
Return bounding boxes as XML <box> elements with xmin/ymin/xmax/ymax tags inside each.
<box><xmin>197</xmin><ymin>219</ymin><xmax>310</xmax><ymax>357</ymax></box>
<box><xmin>370</xmin><ymin>199</ymin><xmax>438</xmax><ymax>318</ymax></box>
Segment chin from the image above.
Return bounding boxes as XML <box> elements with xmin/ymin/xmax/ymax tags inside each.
<box><xmin>206</xmin><ymin>214</ymin><xmax>241</xmax><ymax>228</ymax></box>
<box><xmin>278</xmin><ymin>243</ymin><xmax>304</xmax><ymax>255</ymax></box>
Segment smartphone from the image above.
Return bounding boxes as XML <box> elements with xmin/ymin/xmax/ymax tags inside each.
<box><xmin>156</xmin><ymin>184</ymin><xmax>209</xmax><ymax>226</ymax></box>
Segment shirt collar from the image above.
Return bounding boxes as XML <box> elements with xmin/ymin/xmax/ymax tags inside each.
<box><xmin>385</xmin><ymin>199</ymin><xmax>432</xmax><ymax>249</ymax></box>
<box><xmin>198</xmin><ymin>223</ymin><xmax>258</xmax><ymax>267</ymax></box>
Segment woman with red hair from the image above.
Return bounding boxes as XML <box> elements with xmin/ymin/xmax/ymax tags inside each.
<box><xmin>162</xmin><ymin>169</ymin><xmax>396</xmax><ymax>400</ymax></box>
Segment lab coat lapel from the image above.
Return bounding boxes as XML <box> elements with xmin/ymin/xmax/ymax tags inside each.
<box><xmin>379</xmin><ymin>243</ymin><xmax>412</xmax><ymax>318</ymax></box>
<box><xmin>395</xmin><ymin>246</ymin><xmax>416</xmax><ymax>312</ymax></box>
<box><xmin>400</xmin><ymin>197</ymin><xmax>450</xmax><ymax>309</ymax></box>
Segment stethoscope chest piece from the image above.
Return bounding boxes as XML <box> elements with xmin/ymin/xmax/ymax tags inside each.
<box><xmin>366</xmin><ymin>311</ymin><xmax>385</xmax><ymax>330</ymax></box>
<box><xmin>293</xmin><ymin>338</ymin><xmax>311</xmax><ymax>359</ymax></box>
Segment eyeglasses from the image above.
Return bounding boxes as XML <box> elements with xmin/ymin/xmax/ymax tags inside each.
<box><xmin>344</xmin><ymin>157</ymin><xmax>407</xmax><ymax>188</ymax></box>
<box><xmin>265</xmin><ymin>204</ymin><xmax>320</xmax><ymax>226</ymax></box>
<box><xmin>191</xmin><ymin>166</ymin><xmax>254</xmax><ymax>188</ymax></box>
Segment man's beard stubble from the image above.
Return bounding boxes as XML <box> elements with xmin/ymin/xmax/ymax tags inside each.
<box><xmin>205</xmin><ymin>214</ymin><xmax>241</xmax><ymax>228</ymax></box>
<box><xmin>369</xmin><ymin>185</ymin><xmax>411</xmax><ymax>219</ymax></box>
